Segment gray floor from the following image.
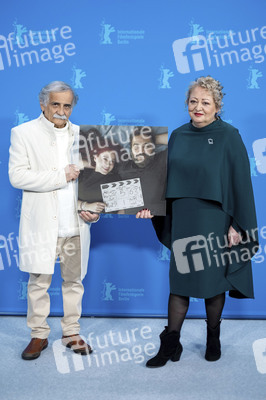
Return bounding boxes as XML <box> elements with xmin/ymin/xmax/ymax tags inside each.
<box><xmin>0</xmin><ymin>316</ymin><xmax>266</xmax><ymax>400</ymax></box>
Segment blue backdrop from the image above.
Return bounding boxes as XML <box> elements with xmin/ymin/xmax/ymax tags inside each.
<box><xmin>1</xmin><ymin>0</ymin><xmax>266</xmax><ymax>318</ymax></box>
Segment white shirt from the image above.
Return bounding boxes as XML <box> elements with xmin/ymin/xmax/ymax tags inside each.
<box><xmin>55</xmin><ymin>123</ymin><xmax>79</xmax><ymax>237</ymax></box>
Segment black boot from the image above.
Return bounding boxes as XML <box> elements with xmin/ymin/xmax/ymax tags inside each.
<box><xmin>205</xmin><ymin>320</ymin><xmax>221</xmax><ymax>362</ymax></box>
<box><xmin>146</xmin><ymin>326</ymin><xmax>183</xmax><ymax>368</ymax></box>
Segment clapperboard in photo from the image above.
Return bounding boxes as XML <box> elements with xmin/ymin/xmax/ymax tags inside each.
<box><xmin>101</xmin><ymin>178</ymin><xmax>144</xmax><ymax>213</ymax></box>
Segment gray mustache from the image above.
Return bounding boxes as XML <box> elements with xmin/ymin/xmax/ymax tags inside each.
<box><xmin>53</xmin><ymin>113</ymin><xmax>67</xmax><ymax>120</ymax></box>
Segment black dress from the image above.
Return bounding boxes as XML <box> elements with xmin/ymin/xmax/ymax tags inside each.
<box><xmin>152</xmin><ymin>119</ymin><xmax>259</xmax><ymax>299</ymax></box>
<box><xmin>118</xmin><ymin>150</ymin><xmax>167</xmax><ymax>216</ymax></box>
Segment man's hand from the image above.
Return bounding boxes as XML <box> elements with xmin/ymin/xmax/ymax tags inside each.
<box><xmin>81</xmin><ymin>202</ymin><xmax>105</xmax><ymax>213</ymax></box>
<box><xmin>228</xmin><ymin>225</ymin><xmax>242</xmax><ymax>248</ymax></box>
<box><xmin>65</xmin><ymin>164</ymin><xmax>80</xmax><ymax>182</ymax></box>
<box><xmin>79</xmin><ymin>211</ymin><xmax>100</xmax><ymax>223</ymax></box>
<box><xmin>136</xmin><ymin>209</ymin><xmax>154</xmax><ymax>219</ymax></box>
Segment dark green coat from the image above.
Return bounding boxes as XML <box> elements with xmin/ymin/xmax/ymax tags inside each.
<box><xmin>153</xmin><ymin>119</ymin><xmax>259</xmax><ymax>298</ymax></box>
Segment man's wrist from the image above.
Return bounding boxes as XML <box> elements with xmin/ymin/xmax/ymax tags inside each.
<box><xmin>80</xmin><ymin>201</ymin><xmax>87</xmax><ymax>211</ymax></box>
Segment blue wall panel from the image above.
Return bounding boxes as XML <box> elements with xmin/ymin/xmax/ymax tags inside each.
<box><xmin>1</xmin><ymin>0</ymin><xmax>266</xmax><ymax>317</ymax></box>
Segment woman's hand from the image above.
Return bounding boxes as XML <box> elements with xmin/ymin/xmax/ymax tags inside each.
<box><xmin>136</xmin><ymin>209</ymin><xmax>154</xmax><ymax>219</ymax></box>
<box><xmin>228</xmin><ymin>225</ymin><xmax>242</xmax><ymax>248</ymax></box>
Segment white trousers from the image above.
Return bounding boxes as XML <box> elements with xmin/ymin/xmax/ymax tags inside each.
<box><xmin>27</xmin><ymin>236</ymin><xmax>84</xmax><ymax>339</ymax></box>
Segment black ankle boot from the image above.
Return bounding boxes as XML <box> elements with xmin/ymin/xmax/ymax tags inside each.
<box><xmin>205</xmin><ymin>320</ymin><xmax>221</xmax><ymax>362</ymax></box>
<box><xmin>146</xmin><ymin>326</ymin><xmax>183</xmax><ymax>368</ymax></box>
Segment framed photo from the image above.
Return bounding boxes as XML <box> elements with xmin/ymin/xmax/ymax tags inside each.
<box><xmin>78</xmin><ymin>125</ymin><xmax>168</xmax><ymax>215</ymax></box>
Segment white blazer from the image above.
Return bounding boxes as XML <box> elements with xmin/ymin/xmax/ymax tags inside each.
<box><xmin>9</xmin><ymin>113</ymin><xmax>91</xmax><ymax>279</ymax></box>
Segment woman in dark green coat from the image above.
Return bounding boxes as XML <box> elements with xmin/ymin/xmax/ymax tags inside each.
<box><xmin>137</xmin><ymin>76</ymin><xmax>259</xmax><ymax>367</ymax></box>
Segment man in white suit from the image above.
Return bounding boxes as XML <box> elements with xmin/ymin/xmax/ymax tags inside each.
<box><xmin>9</xmin><ymin>81</ymin><xmax>99</xmax><ymax>360</ymax></box>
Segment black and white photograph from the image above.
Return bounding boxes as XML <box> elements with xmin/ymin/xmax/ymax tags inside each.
<box><xmin>78</xmin><ymin>125</ymin><xmax>168</xmax><ymax>215</ymax></box>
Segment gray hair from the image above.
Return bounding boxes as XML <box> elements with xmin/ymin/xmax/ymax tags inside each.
<box><xmin>185</xmin><ymin>76</ymin><xmax>225</xmax><ymax>112</ymax></box>
<box><xmin>39</xmin><ymin>81</ymin><xmax>78</xmax><ymax>107</ymax></box>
